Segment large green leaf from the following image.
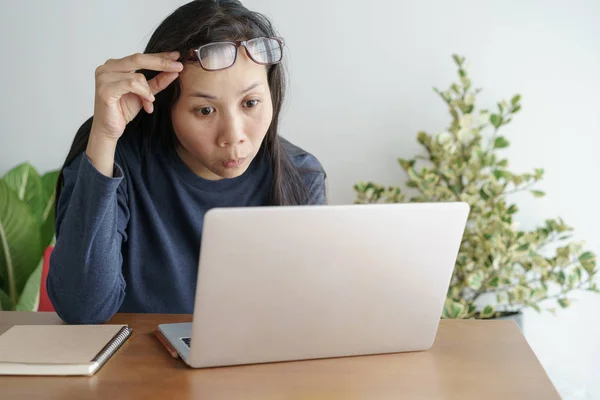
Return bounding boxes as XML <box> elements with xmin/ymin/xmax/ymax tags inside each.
<box><xmin>0</xmin><ymin>288</ymin><xmax>10</xmax><ymax>311</ymax></box>
<box><xmin>40</xmin><ymin>170</ymin><xmax>60</xmax><ymax>249</ymax></box>
<box><xmin>0</xmin><ymin>180</ymin><xmax>42</xmax><ymax>310</ymax></box>
<box><xmin>3</xmin><ymin>163</ymin><xmax>44</xmax><ymax>223</ymax></box>
<box><xmin>15</xmin><ymin>258</ymin><xmax>42</xmax><ymax>311</ymax></box>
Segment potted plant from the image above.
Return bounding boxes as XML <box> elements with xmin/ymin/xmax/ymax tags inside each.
<box><xmin>0</xmin><ymin>163</ymin><xmax>59</xmax><ymax>311</ymax></box>
<box><xmin>353</xmin><ymin>55</ymin><xmax>598</xmax><ymax>326</ymax></box>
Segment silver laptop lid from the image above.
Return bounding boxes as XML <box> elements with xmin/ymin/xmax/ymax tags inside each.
<box><xmin>188</xmin><ymin>202</ymin><xmax>469</xmax><ymax>368</ymax></box>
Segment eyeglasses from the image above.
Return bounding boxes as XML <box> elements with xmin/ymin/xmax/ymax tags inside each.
<box><xmin>191</xmin><ymin>37</ymin><xmax>285</xmax><ymax>71</ymax></box>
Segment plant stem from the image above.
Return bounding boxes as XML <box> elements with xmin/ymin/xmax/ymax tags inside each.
<box><xmin>487</xmin><ymin>127</ymin><xmax>500</xmax><ymax>153</ymax></box>
<box><xmin>483</xmin><ymin>277</ymin><xmax>542</xmax><ymax>294</ymax></box>
<box><xmin>534</xmin><ymin>233</ymin><xmax>560</xmax><ymax>252</ymax></box>
<box><xmin>502</xmin><ymin>181</ymin><xmax>537</xmax><ymax>196</ymax></box>
<box><xmin>535</xmin><ymin>280</ymin><xmax>591</xmax><ymax>304</ymax></box>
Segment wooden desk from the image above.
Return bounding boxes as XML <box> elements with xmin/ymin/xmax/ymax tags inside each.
<box><xmin>0</xmin><ymin>311</ymin><xmax>559</xmax><ymax>399</ymax></box>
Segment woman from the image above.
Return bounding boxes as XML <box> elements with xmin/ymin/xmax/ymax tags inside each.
<box><xmin>48</xmin><ymin>0</ymin><xmax>326</xmax><ymax>324</ymax></box>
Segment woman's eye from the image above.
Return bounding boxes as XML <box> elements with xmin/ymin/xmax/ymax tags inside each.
<box><xmin>244</xmin><ymin>100</ymin><xmax>259</xmax><ymax>108</ymax></box>
<box><xmin>196</xmin><ymin>107</ymin><xmax>215</xmax><ymax>116</ymax></box>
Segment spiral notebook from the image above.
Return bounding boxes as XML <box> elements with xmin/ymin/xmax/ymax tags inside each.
<box><xmin>0</xmin><ymin>324</ymin><xmax>132</xmax><ymax>376</ymax></box>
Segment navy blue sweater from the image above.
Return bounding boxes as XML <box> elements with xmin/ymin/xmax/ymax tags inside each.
<box><xmin>47</xmin><ymin>133</ymin><xmax>326</xmax><ymax>324</ymax></box>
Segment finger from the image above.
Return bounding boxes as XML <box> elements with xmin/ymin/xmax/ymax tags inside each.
<box><xmin>143</xmin><ymin>99</ymin><xmax>154</xmax><ymax>114</ymax></box>
<box><xmin>99</xmin><ymin>76</ymin><xmax>155</xmax><ymax>105</ymax></box>
<box><xmin>97</xmin><ymin>72</ymin><xmax>148</xmax><ymax>86</ymax></box>
<box><xmin>97</xmin><ymin>72</ymin><xmax>156</xmax><ymax>113</ymax></box>
<box><xmin>100</xmin><ymin>51</ymin><xmax>183</xmax><ymax>74</ymax></box>
<box><xmin>147</xmin><ymin>71</ymin><xmax>180</xmax><ymax>95</ymax></box>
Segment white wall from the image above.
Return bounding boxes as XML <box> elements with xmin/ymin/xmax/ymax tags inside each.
<box><xmin>0</xmin><ymin>0</ymin><xmax>183</xmax><ymax>173</ymax></box>
<box><xmin>1</xmin><ymin>1</ymin><xmax>599</xmax><ymax>398</ymax></box>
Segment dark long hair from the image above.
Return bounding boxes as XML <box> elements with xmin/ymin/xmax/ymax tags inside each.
<box><xmin>56</xmin><ymin>0</ymin><xmax>308</xmax><ymax>211</ymax></box>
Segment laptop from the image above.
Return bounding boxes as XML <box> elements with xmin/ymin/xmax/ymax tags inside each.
<box><xmin>157</xmin><ymin>202</ymin><xmax>469</xmax><ymax>368</ymax></box>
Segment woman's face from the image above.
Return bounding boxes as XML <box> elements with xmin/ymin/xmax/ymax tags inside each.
<box><xmin>171</xmin><ymin>47</ymin><xmax>273</xmax><ymax>180</ymax></box>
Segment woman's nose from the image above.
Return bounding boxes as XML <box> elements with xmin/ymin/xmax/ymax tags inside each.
<box><xmin>218</xmin><ymin>116</ymin><xmax>246</xmax><ymax>147</ymax></box>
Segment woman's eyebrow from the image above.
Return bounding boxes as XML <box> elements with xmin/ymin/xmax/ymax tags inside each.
<box><xmin>239</xmin><ymin>82</ymin><xmax>261</xmax><ymax>95</ymax></box>
<box><xmin>188</xmin><ymin>91</ymin><xmax>217</xmax><ymax>100</ymax></box>
<box><xmin>187</xmin><ymin>82</ymin><xmax>262</xmax><ymax>100</ymax></box>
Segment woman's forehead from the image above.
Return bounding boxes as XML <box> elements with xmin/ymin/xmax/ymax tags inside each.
<box><xmin>179</xmin><ymin>51</ymin><xmax>269</xmax><ymax>99</ymax></box>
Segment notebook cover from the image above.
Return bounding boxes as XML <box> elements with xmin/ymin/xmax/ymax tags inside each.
<box><xmin>0</xmin><ymin>325</ymin><xmax>131</xmax><ymax>375</ymax></box>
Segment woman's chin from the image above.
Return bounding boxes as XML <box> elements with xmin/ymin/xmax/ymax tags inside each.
<box><xmin>213</xmin><ymin>162</ymin><xmax>250</xmax><ymax>179</ymax></box>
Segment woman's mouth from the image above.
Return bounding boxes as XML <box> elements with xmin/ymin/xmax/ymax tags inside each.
<box><xmin>223</xmin><ymin>158</ymin><xmax>246</xmax><ymax>168</ymax></box>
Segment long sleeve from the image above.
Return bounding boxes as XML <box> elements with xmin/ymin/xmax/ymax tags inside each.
<box><xmin>47</xmin><ymin>152</ymin><xmax>130</xmax><ymax>324</ymax></box>
<box><xmin>306</xmin><ymin>171</ymin><xmax>327</xmax><ymax>205</ymax></box>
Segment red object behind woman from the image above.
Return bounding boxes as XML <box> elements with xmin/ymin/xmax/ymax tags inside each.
<box><xmin>38</xmin><ymin>246</ymin><xmax>55</xmax><ymax>312</ymax></box>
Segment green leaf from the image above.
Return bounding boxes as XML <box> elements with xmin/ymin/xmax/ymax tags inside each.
<box><xmin>452</xmin><ymin>54</ymin><xmax>464</xmax><ymax>66</ymax></box>
<box><xmin>398</xmin><ymin>158</ymin><xmax>414</xmax><ymax>171</ymax></box>
<box><xmin>480</xmin><ymin>305</ymin><xmax>495</xmax><ymax>318</ymax></box>
<box><xmin>353</xmin><ymin>182</ymin><xmax>366</xmax><ymax>193</ymax></box>
<box><xmin>579</xmin><ymin>252</ymin><xmax>596</xmax><ymax>263</ymax></box>
<box><xmin>443</xmin><ymin>300</ymin><xmax>465</xmax><ymax>319</ymax></box>
<box><xmin>0</xmin><ymin>288</ymin><xmax>10</xmax><ymax>311</ymax></box>
<box><xmin>557</xmin><ymin>246</ymin><xmax>570</xmax><ymax>259</ymax></box>
<box><xmin>558</xmin><ymin>298</ymin><xmax>571</xmax><ymax>308</ymax></box>
<box><xmin>493</xmin><ymin>170</ymin><xmax>511</xmax><ymax>180</ymax></box>
<box><xmin>587</xmin><ymin>285</ymin><xmax>600</xmax><ymax>293</ymax></box>
<box><xmin>461</xmin><ymin>77</ymin><xmax>471</xmax><ymax>91</ymax></box>
<box><xmin>40</xmin><ymin>170</ymin><xmax>60</xmax><ymax>249</ymax></box>
<box><xmin>480</xmin><ymin>187</ymin><xmax>490</xmax><ymax>201</ymax></box>
<box><xmin>516</xmin><ymin>243</ymin><xmax>530</xmax><ymax>252</ymax></box>
<box><xmin>0</xmin><ymin>180</ymin><xmax>43</xmax><ymax>310</ymax></box>
<box><xmin>513</xmin><ymin>286</ymin><xmax>531</xmax><ymax>302</ymax></box>
<box><xmin>450</xmin><ymin>108</ymin><xmax>460</xmax><ymax>122</ymax></box>
<box><xmin>531</xmin><ymin>190</ymin><xmax>546</xmax><ymax>198</ymax></box>
<box><xmin>497</xmin><ymin>159</ymin><xmax>509</xmax><ymax>167</ymax></box>
<box><xmin>508</xmin><ymin>204</ymin><xmax>519</xmax><ymax>214</ymax></box>
<box><xmin>466</xmin><ymin>304</ymin><xmax>477</xmax><ymax>317</ymax></box>
<box><xmin>408</xmin><ymin>167</ymin><xmax>420</xmax><ymax>182</ymax></box>
<box><xmin>581</xmin><ymin>259</ymin><xmax>597</xmax><ymax>275</ymax></box>
<box><xmin>467</xmin><ymin>271</ymin><xmax>485</xmax><ymax>290</ymax></box>
<box><xmin>487</xmin><ymin>276</ymin><xmax>500</xmax><ymax>288</ymax></box>
<box><xmin>528</xmin><ymin>303</ymin><xmax>541</xmax><ymax>312</ymax></box>
<box><xmin>511</xmin><ymin>95</ymin><xmax>521</xmax><ymax>106</ymax></box>
<box><xmin>494</xmin><ymin>137</ymin><xmax>510</xmax><ymax>149</ymax></box>
<box><xmin>532</xmin><ymin>287</ymin><xmax>546</xmax><ymax>300</ymax></box>
<box><xmin>15</xmin><ymin>258</ymin><xmax>42</xmax><ymax>311</ymax></box>
<box><xmin>534</xmin><ymin>168</ymin><xmax>544</xmax><ymax>178</ymax></box>
<box><xmin>2</xmin><ymin>163</ymin><xmax>44</xmax><ymax>223</ymax></box>
<box><xmin>490</xmin><ymin>114</ymin><xmax>502</xmax><ymax>128</ymax></box>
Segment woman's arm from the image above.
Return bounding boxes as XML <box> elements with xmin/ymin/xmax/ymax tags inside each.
<box><xmin>47</xmin><ymin>150</ymin><xmax>130</xmax><ymax>324</ymax></box>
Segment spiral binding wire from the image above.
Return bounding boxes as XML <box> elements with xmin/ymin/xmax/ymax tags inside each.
<box><xmin>91</xmin><ymin>327</ymin><xmax>132</xmax><ymax>371</ymax></box>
